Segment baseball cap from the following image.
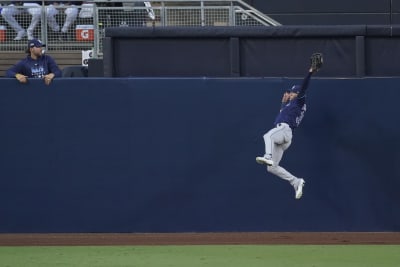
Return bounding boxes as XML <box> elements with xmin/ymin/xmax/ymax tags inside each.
<box><xmin>289</xmin><ymin>85</ymin><xmax>301</xmax><ymax>93</ymax></box>
<box><xmin>28</xmin><ymin>39</ymin><xmax>46</xmax><ymax>49</ymax></box>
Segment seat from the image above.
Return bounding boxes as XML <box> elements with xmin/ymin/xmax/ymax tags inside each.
<box><xmin>62</xmin><ymin>65</ymin><xmax>88</xmax><ymax>77</ymax></box>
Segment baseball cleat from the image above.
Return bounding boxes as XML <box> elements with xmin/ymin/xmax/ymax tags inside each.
<box><xmin>294</xmin><ymin>178</ymin><xmax>305</xmax><ymax>199</ymax></box>
<box><xmin>256</xmin><ymin>156</ymin><xmax>273</xmax><ymax>166</ymax></box>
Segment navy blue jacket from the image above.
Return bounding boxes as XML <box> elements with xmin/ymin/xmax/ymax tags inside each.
<box><xmin>6</xmin><ymin>54</ymin><xmax>62</xmax><ymax>79</ymax></box>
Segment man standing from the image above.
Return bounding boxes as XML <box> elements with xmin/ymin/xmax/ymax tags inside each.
<box><xmin>256</xmin><ymin>53</ymin><xmax>323</xmax><ymax>199</ymax></box>
<box><xmin>6</xmin><ymin>39</ymin><xmax>61</xmax><ymax>85</ymax></box>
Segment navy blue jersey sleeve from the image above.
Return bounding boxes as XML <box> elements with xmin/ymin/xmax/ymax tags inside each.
<box><xmin>6</xmin><ymin>59</ymin><xmax>27</xmax><ymax>78</ymax></box>
<box><xmin>298</xmin><ymin>71</ymin><xmax>313</xmax><ymax>98</ymax></box>
<box><xmin>46</xmin><ymin>55</ymin><xmax>62</xmax><ymax>77</ymax></box>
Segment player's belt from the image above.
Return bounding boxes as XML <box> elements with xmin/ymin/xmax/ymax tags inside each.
<box><xmin>276</xmin><ymin>123</ymin><xmax>290</xmax><ymax>128</ymax></box>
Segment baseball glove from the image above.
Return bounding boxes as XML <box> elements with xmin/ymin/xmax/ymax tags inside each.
<box><xmin>310</xmin><ymin>52</ymin><xmax>323</xmax><ymax>72</ymax></box>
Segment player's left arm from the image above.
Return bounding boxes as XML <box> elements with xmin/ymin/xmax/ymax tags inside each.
<box><xmin>298</xmin><ymin>52</ymin><xmax>323</xmax><ymax>98</ymax></box>
<box><xmin>297</xmin><ymin>70</ymin><xmax>313</xmax><ymax>98</ymax></box>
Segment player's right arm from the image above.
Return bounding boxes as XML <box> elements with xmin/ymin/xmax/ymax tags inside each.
<box><xmin>280</xmin><ymin>91</ymin><xmax>290</xmax><ymax>111</ymax></box>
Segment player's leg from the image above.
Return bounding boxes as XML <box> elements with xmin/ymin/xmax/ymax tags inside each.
<box><xmin>1</xmin><ymin>5</ymin><xmax>25</xmax><ymax>40</ymax></box>
<box><xmin>256</xmin><ymin>127</ymin><xmax>278</xmax><ymax>165</ymax></box>
<box><xmin>267</xmin><ymin>151</ymin><xmax>305</xmax><ymax>199</ymax></box>
<box><xmin>256</xmin><ymin>124</ymin><xmax>286</xmax><ymax>165</ymax></box>
<box><xmin>266</xmin><ymin>129</ymin><xmax>305</xmax><ymax>199</ymax></box>
<box><xmin>266</xmin><ymin>140</ymin><xmax>298</xmax><ymax>184</ymax></box>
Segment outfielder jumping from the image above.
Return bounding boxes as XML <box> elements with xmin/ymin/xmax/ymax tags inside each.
<box><xmin>256</xmin><ymin>53</ymin><xmax>323</xmax><ymax>199</ymax></box>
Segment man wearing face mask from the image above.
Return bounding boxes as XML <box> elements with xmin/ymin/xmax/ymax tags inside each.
<box><xmin>6</xmin><ymin>39</ymin><xmax>62</xmax><ymax>85</ymax></box>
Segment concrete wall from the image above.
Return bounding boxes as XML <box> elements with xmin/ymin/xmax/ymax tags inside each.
<box><xmin>0</xmin><ymin>77</ymin><xmax>399</xmax><ymax>233</ymax></box>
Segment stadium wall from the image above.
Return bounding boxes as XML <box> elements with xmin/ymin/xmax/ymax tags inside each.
<box><xmin>103</xmin><ymin>26</ymin><xmax>400</xmax><ymax>78</ymax></box>
<box><xmin>0</xmin><ymin>78</ymin><xmax>399</xmax><ymax>233</ymax></box>
<box><xmin>246</xmin><ymin>0</ymin><xmax>400</xmax><ymax>25</ymax></box>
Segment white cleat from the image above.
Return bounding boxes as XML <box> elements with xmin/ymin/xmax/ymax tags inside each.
<box><xmin>13</xmin><ymin>30</ymin><xmax>26</xmax><ymax>41</ymax></box>
<box><xmin>256</xmin><ymin>156</ymin><xmax>274</xmax><ymax>166</ymax></box>
<box><xmin>294</xmin><ymin>178</ymin><xmax>305</xmax><ymax>199</ymax></box>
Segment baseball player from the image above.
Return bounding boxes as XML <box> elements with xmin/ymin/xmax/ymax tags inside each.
<box><xmin>256</xmin><ymin>53</ymin><xmax>323</xmax><ymax>199</ymax></box>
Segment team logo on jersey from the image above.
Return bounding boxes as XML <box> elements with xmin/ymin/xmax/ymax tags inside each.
<box><xmin>295</xmin><ymin>104</ymin><xmax>307</xmax><ymax>126</ymax></box>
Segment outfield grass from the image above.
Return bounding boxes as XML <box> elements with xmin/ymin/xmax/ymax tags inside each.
<box><xmin>0</xmin><ymin>245</ymin><xmax>399</xmax><ymax>267</ymax></box>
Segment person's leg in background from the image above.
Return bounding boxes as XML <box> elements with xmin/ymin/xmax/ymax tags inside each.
<box><xmin>60</xmin><ymin>5</ymin><xmax>78</xmax><ymax>41</ymax></box>
<box><xmin>1</xmin><ymin>4</ymin><xmax>26</xmax><ymax>40</ymax></box>
<box><xmin>45</xmin><ymin>4</ymin><xmax>60</xmax><ymax>35</ymax></box>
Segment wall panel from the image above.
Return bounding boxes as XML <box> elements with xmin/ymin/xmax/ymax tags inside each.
<box><xmin>0</xmin><ymin>78</ymin><xmax>399</xmax><ymax>233</ymax></box>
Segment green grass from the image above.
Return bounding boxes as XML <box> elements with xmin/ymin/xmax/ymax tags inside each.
<box><xmin>0</xmin><ymin>245</ymin><xmax>399</xmax><ymax>267</ymax></box>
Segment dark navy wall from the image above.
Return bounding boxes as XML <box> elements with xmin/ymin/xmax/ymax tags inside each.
<box><xmin>246</xmin><ymin>0</ymin><xmax>398</xmax><ymax>25</ymax></box>
<box><xmin>0</xmin><ymin>78</ymin><xmax>399</xmax><ymax>233</ymax></box>
<box><xmin>104</xmin><ymin>26</ymin><xmax>400</xmax><ymax>78</ymax></box>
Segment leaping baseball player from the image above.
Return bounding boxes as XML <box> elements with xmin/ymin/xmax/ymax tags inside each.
<box><xmin>256</xmin><ymin>53</ymin><xmax>323</xmax><ymax>199</ymax></box>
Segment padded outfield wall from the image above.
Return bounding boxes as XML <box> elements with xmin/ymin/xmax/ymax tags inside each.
<box><xmin>103</xmin><ymin>26</ymin><xmax>400</xmax><ymax>78</ymax></box>
<box><xmin>0</xmin><ymin>78</ymin><xmax>399</xmax><ymax>233</ymax></box>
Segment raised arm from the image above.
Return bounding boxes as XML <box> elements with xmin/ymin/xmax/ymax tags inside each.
<box><xmin>298</xmin><ymin>53</ymin><xmax>323</xmax><ymax>97</ymax></box>
<box><xmin>297</xmin><ymin>69</ymin><xmax>312</xmax><ymax>98</ymax></box>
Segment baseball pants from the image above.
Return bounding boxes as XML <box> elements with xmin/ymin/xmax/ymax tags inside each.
<box><xmin>262</xmin><ymin>123</ymin><xmax>298</xmax><ymax>186</ymax></box>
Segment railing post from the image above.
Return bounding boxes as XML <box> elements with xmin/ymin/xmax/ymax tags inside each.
<box><xmin>41</xmin><ymin>1</ymin><xmax>47</xmax><ymax>43</ymax></box>
<box><xmin>201</xmin><ymin>1</ymin><xmax>205</xmax><ymax>26</ymax></box>
<box><xmin>93</xmin><ymin>4</ymin><xmax>99</xmax><ymax>58</ymax></box>
<box><xmin>229</xmin><ymin>2</ymin><xmax>235</xmax><ymax>26</ymax></box>
<box><xmin>161</xmin><ymin>1</ymin><xmax>167</xmax><ymax>26</ymax></box>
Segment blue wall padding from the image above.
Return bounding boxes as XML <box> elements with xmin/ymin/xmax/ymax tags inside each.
<box><xmin>0</xmin><ymin>77</ymin><xmax>399</xmax><ymax>233</ymax></box>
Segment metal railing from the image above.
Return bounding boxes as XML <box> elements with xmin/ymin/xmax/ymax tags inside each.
<box><xmin>0</xmin><ymin>0</ymin><xmax>280</xmax><ymax>57</ymax></box>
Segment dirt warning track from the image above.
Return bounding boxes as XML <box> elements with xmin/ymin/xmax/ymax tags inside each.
<box><xmin>0</xmin><ymin>232</ymin><xmax>399</xmax><ymax>246</ymax></box>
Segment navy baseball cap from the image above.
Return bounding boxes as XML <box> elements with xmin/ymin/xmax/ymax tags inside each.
<box><xmin>289</xmin><ymin>85</ymin><xmax>301</xmax><ymax>93</ymax></box>
<box><xmin>28</xmin><ymin>39</ymin><xmax>46</xmax><ymax>49</ymax></box>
